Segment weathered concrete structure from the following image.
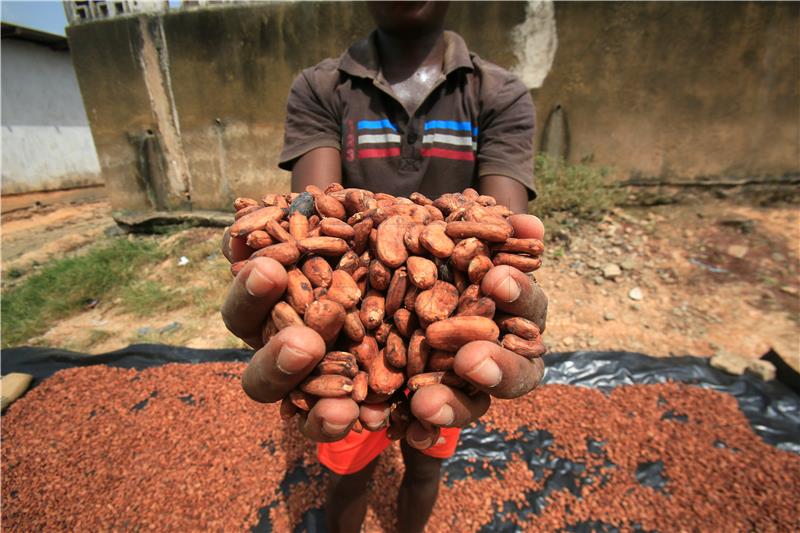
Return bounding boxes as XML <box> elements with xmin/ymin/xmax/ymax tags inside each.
<box><xmin>1</xmin><ymin>23</ymin><xmax>102</xmax><ymax>195</ymax></box>
<box><xmin>65</xmin><ymin>1</ymin><xmax>799</xmax><ymax>215</ymax></box>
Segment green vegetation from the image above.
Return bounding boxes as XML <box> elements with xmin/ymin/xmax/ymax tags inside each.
<box><xmin>119</xmin><ymin>280</ymin><xmax>187</xmax><ymax>317</ymax></box>
<box><xmin>529</xmin><ymin>154</ymin><xmax>622</xmax><ymax>220</ymax></box>
<box><xmin>1</xmin><ymin>238</ymin><xmax>164</xmax><ymax>347</ymax></box>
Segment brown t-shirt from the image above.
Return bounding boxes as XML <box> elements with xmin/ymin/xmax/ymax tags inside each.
<box><xmin>279</xmin><ymin>31</ymin><xmax>537</xmax><ymax>199</ymax></box>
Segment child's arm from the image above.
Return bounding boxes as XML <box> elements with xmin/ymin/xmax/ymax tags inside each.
<box><xmin>290</xmin><ymin>147</ymin><xmax>342</xmax><ymax>193</ymax></box>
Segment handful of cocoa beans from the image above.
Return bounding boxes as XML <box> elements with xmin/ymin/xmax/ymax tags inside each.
<box><xmin>228</xmin><ymin>184</ymin><xmax>546</xmax><ymax>437</ymax></box>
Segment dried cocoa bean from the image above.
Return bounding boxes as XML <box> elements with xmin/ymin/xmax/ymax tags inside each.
<box><xmin>230</xmin><ymin>206</ymin><xmax>284</xmax><ymax>237</ymax></box>
<box><xmin>288</xmin><ymin>212</ymin><xmax>309</xmax><ymax>240</ymax></box>
<box><xmin>279</xmin><ymin>397</ymin><xmax>298</xmax><ymax>420</ymax></box>
<box><xmin>360</xmin><ymin>290</ymin><xmax>385</xmax><ymax>330</ymax></box>
<box><xmin>427</xmin><ymin>350</ymin><xmax>455</xmax><ymax>371</ymax></box>
<box><xmin>403</xmin><ymin>224</ymin><xmax>426</xmax><ymax>255</ymax></box>
<box><xmin>445</xmin><ymin>221</ymin><xmax>513</xmax><ymax>242</ymax></box>
<box><xmin>314</xmin><ymin>194</ymin><xmax>346</xmax><ymax>220</ymax></box>
<box><xmin>230</xmin><ymin>260</ymin><xmax>248</xmax><ymax>277</ymax></box>
<box><xmin>419</xmin><ymin>222</ymin><xmax>455</xmax><ymax>258</ymax></box>
<box><xmin>304</xmin><ymin>299</ymin><xmax>346</xmax><ymax>345</ymax></box>
<box><xmin>348</xmin><ymin>335</ymin><xmax>378</xmax><ymax>368</ymax></box>
<box><xmin>325</xmin><ymin>270</ymin><xmax>361</xmax><ymax>310</ymax></box>
<box><xmin>409</xmin><ymin>192</ymin><xmax>433</xmax><ymax>206</ymax></box>
<box><xmin>502</xmin><ymin>334</ymin><xmax>547</xmax><ymax>358</ymax></box>
<box><xmin>320</xmin><ymin>218</ymin><xmax>356</xmax><ymax>240</ymax></box>
<box><xmin>250</xmin><ymin>242</ymin><xmax>300</xmax><ymax>266</ymax></box>
<box><xmin>266</xmin><ymin>219</ymin><xmax>296</xmax><ymax>244</ymax></box>
<box><xmin>235</xmin><ymin>205</ymin><xmax>261</xmax><ymax>220</ymax></box>
<box><xmin>456</xmin><ymin>296</ymin><xmax>496</xmax><ymax>319</ymax></box>
<box><xmin>493</xmin><ymin>238</ymin><xmax>544</xmax><ymax>256</ymax></box>
<box><xmin>234</xmin><ymin>197</ymin><xmax>259</xmax><ymax>211</ymax></box>
<box><xmin>352</xmin><ymin>218</ymin><xmax>373</xmax><ymax>254</ymax></box>
<box><xmin>393</xmin><ymin>308</ymin><xmax>417</xmax><ymax>338</ymax></box>
<box><xmin>407</xmin><ymin>330</ymin><xmax>430</xmax><ymax>377</ymax></box>
<box><xmin>415</xmin><ymin>281</ymin><xmax>459</xmax><ymax>324</ymax></box>
<box><xmin>368</xmin><ymin>349</ymin><xmax>404</xmax><ymax>395</ymax></box>
<box><xmin>375</xmin><ymin>321</ymin><xmax>392</xmax><ymax>345</ymax></box>
<box><xmin>406</xmin><ymin>256</ymin><xmax>438</xmax><ymax>289</ymax></box>
<box><xmin>301</xmin><ymin>374</ymin><xmax>353</xmax><ymax>397</ymax></box>
<box><xmin>289</xmin><ymin>389</ymin><xmax>316</xmax><ymax>411</ymax></box>
<box><xmin>498</xmin><ymin>316</ymin><xmax>541</xmax><ymax>340</ymax></box>
<box><xmin>384</xmin><ymin>328</ymin><xmax>407</xmax><ymax>368</ymax></box>
<box><xmin>426</xmin><ymin>316</ymin><xmax>500</xmax><ymax>351</ymax></box>
<box><xmin>407</xmin><ymin>371</ymin><xmax>467</xmax><ymax>391</ymax></box>
<box><xmin>318</xmin><ymin>351</ymin><xmax>358</xmax><ymax>378</ymax></box>
<box><xmin>385</xmin><ymin>267</ymin><xmax>408</xmax><ymax>317</ymax></box>
<box><xmin>369</xmin><ymin>260</ymin><xmax>392</xmax><ymax>291</ymax></box>
<box><xmin>467</xmin><ymin>254</ymin><xmax>494</xmax><ymax>284</ymax></box>
<box><xmin>286</xmin><ymin>269</ymin><xmax>314</xmax><ymax>315</ymax></box>
<box><xmin>492</xmin><ymin>253</ymin><xmax>542</xmax><ymax>272</ymax></box>
<box><xmin>336</xmin><ymin>250</ymin><xmax>360</xmax><ymax>275</ymax></box>
<box><xmin>376</xmin><ymin>215</ymin><xmax>411</xmax><ymax>268</ymax></box>
<box><xmin>271</xmin><ymin>301</ymin><xmax>304</xmax><ymax>330</ymax></box>
<box><xmin>301</xmin><ymin>256</ymin><xmax>333</xmax><ymax>288</ymax></box>
<box><xmin>451</xmin><ymin>238</ymin><xmax>490</xmax><ymax>271</ymax></box>
<box><xmin>246</xmin><ymin>230</ymin><xmax>273</xmax><ymax>249</ymax></box>
<box><xmin>343</xmin><ymin>310</ymin><xmax>366</xmax><ymax>342</ymax></box>
<box><xmin>297</xmin><ymin>237</ymin><xmax>349</xmax><ymax>256</ymax></box>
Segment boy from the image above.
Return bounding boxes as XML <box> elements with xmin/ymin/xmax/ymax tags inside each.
<box><xmin>222</xmin><ymin>3</ymin><xmax>548</xmax><ymax>531</ymax></box>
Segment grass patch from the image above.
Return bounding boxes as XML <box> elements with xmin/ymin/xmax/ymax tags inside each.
<box><xmin>1</xmin><ymin>238</ymin><xmax>164</xmax><ymax>347</ymax></box>
<box><xmin>529</xmin><ymin>154</ymin><xmax>622</xmax><ymax>221</ymax></box>
<box><xmin>119</xmin><ymin>280</ymin><xmax>188</xmax><ymax>317</ymax></box>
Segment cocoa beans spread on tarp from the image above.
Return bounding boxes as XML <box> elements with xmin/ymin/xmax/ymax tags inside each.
<box><xmin>229</xmin><ymin>185</ymin><xmax>546</xmax><ymax>435</ymax></box>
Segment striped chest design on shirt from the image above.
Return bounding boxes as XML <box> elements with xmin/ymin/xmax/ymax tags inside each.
<box><xmin>422</xmin><ymin>120</ymin><xmax>477</xmax><ymax>161</ymax></box>
<box><xmin>357</xmin><ymin>119</ymin><xmax>401</xmax><ymax>159</ymax></box>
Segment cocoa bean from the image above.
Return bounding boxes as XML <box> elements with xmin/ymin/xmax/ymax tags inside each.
<box><xmin>498</xmin><ymin>316</ymin><xmax>541</xmax><ymax>340</ymax></box>
<box><xmin>360</xmin><ymin>291</ymin><xmax>385</xmax><ymax>330</ymax></box>
<box><xmin>250</xmin><ymin>242</ymin><xmax>300</xmax><ymax>266</ymax></box>
<box><xmin>407</xmin><ymin>330</ymin><xmax>430</xmax><ymax>377</ymax></box>
<box><xmin>406</xmin><ymin>256</ymin><xmax>438</xmax><ymax>289</ymax></box>
<box><xmin>492</xmin><ymin>253</ymin><xmax>542</xmax><ymax>272</ymax></box>
<box><xmin>376</xmin><ymin>215</ymin><xmax>411</xmax><ymax>267</ymax></box>
<box><xmin>245</xmin><ymin>230</ymin><xmax>273</xmax><ymax>249</ymax></box>
<box><xmin>407</xmin><ymin>371</ymin><xmax>467</xmax><ymax>391</ymax></box>
<box><xmin>325</xmin><ymin>270</ymin><xmax>361</xmax><ymax>310</ymax></box>
<box><xmin>451</xmin><ymin>238</ymin><xmax>490</xmax><ymax>271</ymax></box>
<box><xmin>289</xmin><ymin>389</ymin><xmax>316</xmax><ymax>411</ymax></box>
<box><xmin>336</xmin><ymin>250</ymin><xmax>360</xmax><ymax>275</ymax></box>
<box><xmin>304</xmin><ymin>299</ymin><xmax>346</xmax><ymax>345</ymax></box>
<box><xmin>301</xmin><ymin>374</ymin><xmax>353</xmax><ymax>397</ymax></box>
<box><xmin>297</xmin><ymin>237</ymin><xmax>349</xmax><ymax>256</ymax></box>
<box><xmin>425</xmin><ymin>316</ymin><xmax>500</xmax><ymax>351</ymax></box>
<box><xmin>320</xmin><ymin>218</ymin><xmax>356</xmax><ymax>240</ymax></box>
<box><xmin>301</xmin><ymin>256</ymin><xmax>333</xmax><ymax>288</ymax></box>
<box><xmin>351</xmin><ymin>371</ymin><xmax>368</xmax><ymax>402</ymax></box>
<box><xmin>393</xmin><ymin>308</ymin><xmax>417</xmax><ymax>338</ymax></box>
<box><xmin>427</xmin><ymin>350</ymin><xmax>455</xmax><ymax>371</ymax></box>
<box><xmin>230</xmin><ymin>206</ymin><xmax>284</xmax><ymax>237</ymax></box>
<box><xmin>493</xmin><ymin>238</ymin><xmax>545</xmax><ymax>256</ymax></box>
<box><xmin>419</xmin><ymin>223</ymin><xmax>455</xmax><ymax>258</ymax></box>
<box><xmin>385</xmin><ymin>328</ymin><xmax>407</xmax><ymax>368</ymax></box>
<box><xmin>235</xmin><ymin>205</ymin><xmax>261</xmax><ymax>220</ymax></box>
<box><xmin>368</xmin><ymin>349</ymin><xmax>404</xmax><ymax>395</ymax></box>
<box><xmin>234</xmin><ymin>197</ymin><xmax>259</xmax><ymax>211</ymax></box>
<box><xmin>445</xmin><ymin>221</ymin><xmax>513</xmax><ymax>242</ymax></box>
<box><xmin>352</xmin><ymin>218</ymin><xmax>373</xmax><ymax>254</ymax></box>
<box><xmin>288</xmin><ymin>212</ymin><xmax>309</xmax><ymax>240</ymax></box>
<box><xmin>385</xmin><ymin>267</ymin><xmax>408</xmax><ymax>316</ymax></box>
<box><xmin>343</xmin><ymin>310</ymin><xmax>366</xmax><ymax>342</ymax></box>
<box><xmin>415</xmin><ymin>281</ymin><xmax>459</xmax><ymax>324</ymax></box>
<box><xmin>467</xmin><ymin>254</ymin><xmax>494</xmax><ymax>284</ymax></box>
<box><xmin>285</xmin><ymin>269</ymin><xmax>314</xmax><ymax>315</ymax></box>
<box><xmin>369</xmin><ymin>260</ymin><xmax>392</xmax><ymax>291</ymax></box>
<box><xmin>271</xmin><ymin>301</ymin><xmax>304</xmax><ymax>330</ymax></box>
<box><xmin>266</xmin><ymin>219</ymin><xmax>295</xmax><ymax>244</ymax></box>
<box><xmin>502</xmin><ymin>334</ymin><xmax>547</xmax><ymax>358</ymax></box>
<box><xmin>314</xmin><ymin>194</ymin><xmax>346</xmax><ymax>220</ymax></box>
<box><xmin>230</xmin><ymin>260</ymin><xmax>248</xmax><ymax>277</ymax></box>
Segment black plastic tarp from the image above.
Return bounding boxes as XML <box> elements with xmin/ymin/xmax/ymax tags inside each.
<box><xmin>2</xmin><ymin>345</ymin><xmax>799</xmax><ymax>533</ymax></box>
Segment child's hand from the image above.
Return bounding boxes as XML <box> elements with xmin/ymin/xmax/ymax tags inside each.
<box><xmin>403</xmin><ymin>214</ymin><xmax>549</xmax><ymax>449</ymax></box>
<box><xmin>221</xmin><ymin>229</ymin><xmax>361</xmax><ymax>442</ymax></box>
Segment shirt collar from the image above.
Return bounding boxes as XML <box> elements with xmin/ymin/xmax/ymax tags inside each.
<box><xmin>338</xmin><ymin>30</ymin><xmax>474</xmax><ymax>80</ymax></box>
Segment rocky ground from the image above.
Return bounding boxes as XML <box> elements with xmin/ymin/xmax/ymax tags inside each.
<box><xmin>2</xmin><ymin>191</ymin><xmax>798</xmax><ymax>370</ymax></box>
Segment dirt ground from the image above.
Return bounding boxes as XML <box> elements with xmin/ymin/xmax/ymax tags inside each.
<box><xmin>1</xmin><ymin>192</ymin><xmax>798</xmax><ymax>368</ymax></box>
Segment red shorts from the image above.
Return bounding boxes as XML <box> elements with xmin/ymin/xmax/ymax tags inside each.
<box><xmin>317</xmin><ymin>427</ymin><xmax>461</xmax><ymax>475</ymax></box>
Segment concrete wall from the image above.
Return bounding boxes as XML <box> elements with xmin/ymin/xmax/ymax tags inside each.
<box><xmin>1</xmin><ymin>39</ymin><xmax>102</xmax><ymax>194</ymax></box>
<box><xmin>66</xmin><ymin>1</ymin><xmax>799</xmax><ymax>214</ymax></box>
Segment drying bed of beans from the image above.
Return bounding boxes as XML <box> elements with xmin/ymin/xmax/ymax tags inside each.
<box><xmin>2</xmin><ymin>363</ymin><xmax>798</xmax><ymax>532</ymax></box>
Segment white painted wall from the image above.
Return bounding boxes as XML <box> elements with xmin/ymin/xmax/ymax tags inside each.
<box><xmin>1</xmin><ymin>38</ymin><xmax>102</xmax><ymax>194</ymax></box>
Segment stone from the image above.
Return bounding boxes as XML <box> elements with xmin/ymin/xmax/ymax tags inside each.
<box><xmin>710</xmin><ymin>351</ymin><xmax>749</xmax><ymax>375</ymax></box>
<box><xmin>771</xmin><ymin>252</ymin><xmax>786</xmax><ymax>262</ymax></box>
<box><xmin>603</xmin><ymin>311</ymin><xmax>615</xmax><ymax>321</ymax></box>
<box><xmin>726</xmin><ymin>245</ymin><xmax>748</xmax><ymax>259</ymax></box>
<box><xmin>593</xmin><ymin>276</ymin><xmax>604</xmax><ymax>285</ymax></box>
<box><xmin>602</xmin><ymin>263</ymin><xmax>622</xmax><ymax>279</ymax></box>
<box><xmin>745</xmin><ymin>359</ymin><xmax>776</xmax><ymax>381</ymax></box>
<box><xmin>620</xmin><ymin>258</ymin><xmax>637</xmax><ymax>271</ymax></box>
<box><xmin>563</xmin><ymin>336</ymin><xmax>574</xmax><ymax>346</ymax></box>
<box><xmin>779</xmin><ymin>286</ymin><xmax>798</xmax><ymax>296</ymax></box>
<box><xmin>628</xmin><ymin>287</ymin><xmax>643</xmax><ymax>301</ymax></box>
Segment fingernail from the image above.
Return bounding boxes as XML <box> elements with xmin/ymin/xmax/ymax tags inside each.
<box><xmin>245</xmin><ymin>267</ymin><xmax>273</xmax><ymax>297</ymax></box>
<box><xmin>322</xmin><ymin>421</ymin><xmax>351</xmax><ymax>436</ymax></box>
<box><xmin>365</xmin><ymin>420</ymin><xmax>386</xmax><ymax>432</ymax></box>
<box><xmin>465</xmin><ymin>358</ymin><xmax>502</xmax><ymax>388</ymax></box>
<box><xmin>276</xmin><ymin>345</ymin><xmax>315</xmax><ymax>375</ymax></box>
<box><xmin>408</xmin><ymin>430</ymin><xmax>433</xmax><ymax>449</ymax></box>
<box><xmin>500</xmin><ymin>277</ymin><xmax>521</xmax><ymax>303</ymax></box>
<box><xmin>427</xmin><ymin>405</ymin><xmax>454</xmax><ymax>426</ymax></box>
<box><xmin>435</xmin><ymin>436</ymin><xmax>446</xmax><ymax>446</ymax></box>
